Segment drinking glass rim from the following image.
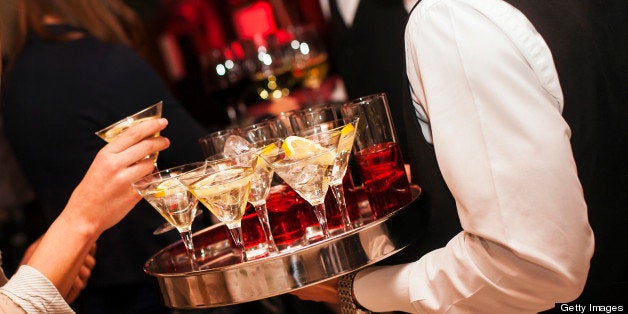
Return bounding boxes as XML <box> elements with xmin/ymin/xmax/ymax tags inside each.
<box><xmin>348</xmin><ymin>92</ymin><xmax>387</xmax><ymax>105</ymax></box>
<box><xmin>237</xmin><ymin>120</ymin><xmax>276</xmax><ymax>133</ymax></box>
<box><xmin>95</xmin><ymin>101</ymin><xmax>163</xmax><ymax>136</ymax></box>
<box><xmin>297</xmin><ymin>103</ymin><xmax>338</xmax><ymax>114</ymax></box>
<box><xmin>250</xmin><ymin>137</ymin><xmax>282</xmax><ymax>149</ymax></box>
<box><xmin>296</xmin><ymin>117</ymin><xmax>359</xmax><ymax>138</ymax></box>
<box><xmin>132</xmin><ymin>161</ymin><xmax>205</xmax><ymax>189</ymax></box>
<box><xmin>261</xmin><ymin>140</ymin><xmax>337</xmax><ymax>168</ymax></box>
<box><xmin>205</xmin><ymin>150</ymin><xmax>259</xmax><ymax>166</ymax></box>
<box><xmin>180</xmin><ymin>164</ymin><xmax>255</xmax><ymax>189</ymax></box>
<box><xmin>206</xmin><ymin>137</ymin><xmax>282</xmax><ymax>161</ymax></box>
<box><xmin>198</xmin><ymin>128</ymin><xmax>239</xmax><ymax>142</ymax></box>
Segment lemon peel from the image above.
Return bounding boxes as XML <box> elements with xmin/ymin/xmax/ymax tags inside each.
<box><xmin>154</xmin><ymin>178</ymin><xmax>185</xmax><ymax>198</ymax></box>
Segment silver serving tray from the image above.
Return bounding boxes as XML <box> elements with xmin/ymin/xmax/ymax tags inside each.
<box><xmin>145</xmin><ymin>185</ymin><xmax>423</xmax><ymax>309</ymax></box>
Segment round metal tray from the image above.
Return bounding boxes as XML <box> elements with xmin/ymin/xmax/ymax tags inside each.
<box><xmin>145</xmin><ymin>185</ymin><xmax>423</xmax><ymax>309</ymax></box>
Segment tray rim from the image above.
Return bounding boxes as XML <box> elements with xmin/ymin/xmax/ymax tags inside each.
<box><xmin>143</xmin><ymin>185</ymin><xmax>424</xmax><ymax>308</ymax></box>
<box><xmin>145</xmin><ymin>185</ymin><xmax>422</xmax><ymax>277</ymax></box>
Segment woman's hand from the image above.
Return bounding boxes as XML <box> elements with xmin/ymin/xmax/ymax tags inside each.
<box><xmin>26</xmin><ymin>118</ymin><xmax>170</xmax><ymax>297</ymax></box>
<box><xmin>64</xmin><ymin>118</ymin><xmax>170</xmax><ymax>235</ymax></box>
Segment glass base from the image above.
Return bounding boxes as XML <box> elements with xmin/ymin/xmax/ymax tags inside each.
<box><xmin>244</xmin><ymin>242</ymin><xmax>269</xmax><ymax>260</ymax></box>
<box><xmin>275</xmin><ymin>234</ymin><xmax>308</xmax><ymax>253</ymax></box>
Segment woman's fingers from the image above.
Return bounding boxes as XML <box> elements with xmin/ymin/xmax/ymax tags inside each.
<box><xmin>103</xmin><ymin>118</ymin><xmax>168</xmax><ymax>155</ymax></box>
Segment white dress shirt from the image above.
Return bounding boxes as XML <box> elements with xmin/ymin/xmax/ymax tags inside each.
<box><xmin>353</xmin><ymin>0</ymin><xmax>594</xmax><ymax>312</ymax></box>
<box><xmin>0</xmin><ymin>264</ymin><xmax>74</xmax><ymax>313</ymax></box>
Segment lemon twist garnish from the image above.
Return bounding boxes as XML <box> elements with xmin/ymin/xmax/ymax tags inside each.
<box><xmin>154</xmin><ymin>178</ymin><xmax>185</xmax><ymax>198</ymax></box>
<box><xmin>256</xmin><ymin>143</ymin><xmax>278</xmax><ymax>168</ymax></box>
<box><xmin>340</xmin><ymin>123</ymin><xmax>354</xmax><ymax>137</ymax></box>
<box><xmin>338</xmin><ymin>124</ymin><xmax>356</xmax><ymax>152</ymax></box>
<box><xmin>282</xmin><ymin>136</ymin><xmax>325</xmax><ymax>159</ymax></box>
<box><xmin>281</xmin><ymin>136</ymin><xmax>335</xmax><ymax>165</ymax></box>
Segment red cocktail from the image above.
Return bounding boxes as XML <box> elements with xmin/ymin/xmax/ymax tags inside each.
<box><xmin>354</xmin><ymin>142</ymin><xmax>412</xmax><ymax>218</ymax></box>
<box><xmin>324</xmin><ymin>171</ymin><xmax>361</xmax><ymax>230</ymax></box>
<box><xmin>265</xmin><ymin>184</ymin><xmax>307</xmax><ymax>251</ymax></box>
<box><xmin>241</xmin><ymin>204</ymin><xmax>269</xmax><ymax>259</ymax></box>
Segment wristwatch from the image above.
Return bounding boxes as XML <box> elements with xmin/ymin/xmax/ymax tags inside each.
<box><xmin>338</xmin><ymin>271</ymin><xmax>372</xmax><ymax>314</ymax></box>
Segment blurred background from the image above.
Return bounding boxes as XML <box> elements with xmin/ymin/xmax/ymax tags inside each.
<box><xmin>1</xmin><ymin>0</ymin><xmax>411</xmax><ymax>285</ymax></box>
<box><xmin>125</xmin><ymin>0</ymin><xmax>338</xmax><ymax>131</ymax></box>
<box><xmin>0</xmin><ymin>0</ymin><xmax>336</xmax><ymax>276</ymax></box>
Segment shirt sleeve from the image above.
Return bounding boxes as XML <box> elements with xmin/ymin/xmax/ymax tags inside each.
<box><xmin>0</xmin><ymin>266</ymin><xmax>74</xmax><ymax>313</ymax></box>
<box><xmin>353</xmin><ymin>0</ymin><xmax>594</xmax><ymax>312</ymax></box>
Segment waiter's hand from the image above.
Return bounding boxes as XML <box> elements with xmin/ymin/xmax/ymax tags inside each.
<box><xmin>290</xmin><ymin>277</ymin><xmax>340</xmax><ymax>304</ymax></box>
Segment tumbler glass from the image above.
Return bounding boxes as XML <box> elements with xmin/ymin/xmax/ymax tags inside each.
<box><xmin>339</xmin><ymin>93</ymin><xmax>412</xmax><ymax>218</ymax></box>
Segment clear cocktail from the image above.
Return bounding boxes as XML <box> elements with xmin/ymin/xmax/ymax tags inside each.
<box><xmin>181</xmin><ymin>160</ymin><xmax>256</xmax><ymax>262</ymax></box>
<box><xmin>132</xmin><ymin>162</ymin><xmax>206</xmax><ymax>270</ymax></box>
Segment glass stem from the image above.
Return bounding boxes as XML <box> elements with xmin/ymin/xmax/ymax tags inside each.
<box><xmin>228</xmin><ymin>227</ymin><xmax>247</xmax><ymax>262</ymax></box>
<box><xmin>312</xmin><ymin>203</ymin><xmax>331</xmax><ymax>239</ymax></box>
<box><xmin>254</xmin><ymin>203</ymin><xmax>278</xmax><ymax>253</ymax></box>
<box><xmin>179</xmin><ymin>230</ymin><xmax>199</xmax><ymax>270</ymax></box>
<box><xmin>331</xmin><ymin>184</ymin><xmax>352</xmax><ymax>231</ymax></box>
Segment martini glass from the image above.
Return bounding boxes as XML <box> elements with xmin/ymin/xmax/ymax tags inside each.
<box><xmin>132</xmin><ymin>162</ymin><xmax>206</xmax><ymax>270</ymax></box>
<box><xmin>95</xmin><ymin>101</ymin><xmax>163</xmax><ymax>166</ymax></box>
<box><xmin>236</xmin><ymin>122</ymin><xmax>296</xmax><ymax>252</ymax></box>
<box><xmin>95</xmin><ymin>101</ymin><xmax>181</xmax><ymax>235</ymax></box>
<box><xmin>298</xmin><ymin>118</ymin><xmax>359</xmax><ymax>231</ymax></box>
<box><xmin>243</xmin><ymin>138</ymin><xmax>281</xmax><ymax>254</ymax></box>
<box><xmin>262</xmin><ymin>132</ymin><xmax>341</xmax><ymax>239</ymax></box>
<box><xmin>180</xmin><ymin>155</ymin><xmax>256</xmax><ymax>262</ymax></box>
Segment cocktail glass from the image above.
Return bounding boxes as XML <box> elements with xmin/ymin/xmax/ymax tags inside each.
<box><xmin>272</xmin><ymin>111</ymin><xmax>298</xmax><ymax>137</ymax></box>
<box><xmin>261</xmin><ymin>132</ymin><xmax>341</xmax><ymax>239</ymax></box>
<box><xmin>245</xmin><ymin>139</ymin><xmax>282</xmax><ymax>253</ymax></box>
<box><xmin>265</xmin><ymin>184</ymin><xmax>307</xmax><ymax>251</ymax></box>
<box><xmin>237</xmin><ymin>120</ymin><xmax>283</xmax><ymax>143</ymax></box>
<box><xmin>237</xmin><ymin>123</ymin><xmax>311</xmax><ymax>248</ymax></box>
<box><xmin>207</xmin><ymin>138</ymin><xmax>282</xmax><ymax>255</ymax></box>
<box><xmin>289</xmin><ymin>104</ymin><xmax>338</xmax><ymax>133</ymax></box>
<box><xmin>297</xmin><ymin>118</ymin><xmax>359</xmax><ymax>231</ymax></box>
<box><xmin>287</xmin><ymin>24</ymin><xmax>329</xmax><ymax>105</ymax></box>
<box><xmin>132</xmin><ymin>162</ymin><xmax>206</xmax><ymax>270</ymax></box>
<box><xmin>198</xmin><ymin>128</ymin><xmax>240</xmax><ymax>158</ymax></box>
<box><xmin>340</xmin><ymin>93</ymin><xmax>412</xmax><ymax>218</ymax></box>
<box><xmin>95</xmin><ymin>101</ymin><xmax>180</xmax><ymax>235</ymax></box>
<box><xmin>180</xmin><ymin>155</ymin><xmax>256</xmax><ymax>262</ymax></box>
<box><xmin>240</xmin><ymin>33</ymin><xmax>296</xmax><ymax>101</ymax></box>
<box><xmin>95</xmin><ymin>101</ymin><xmax>163</xmax><ymax>166</ymax></box>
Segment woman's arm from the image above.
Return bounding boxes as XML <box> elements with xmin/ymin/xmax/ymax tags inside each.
<box><xmin>1</xmin><ymin>118</ymin><xmax>170</xmax><ymax>311</ymax></box>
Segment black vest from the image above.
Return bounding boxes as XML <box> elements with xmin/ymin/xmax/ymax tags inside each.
<box><xmin>327</xmin><ymin>0</ymin><xmax>412</xmax><ymax>162</ymax></box>
<box><xmin>325</xmin><ymin>1</ymin><xmax>449</xmax><ymax>264</ymax></box>
<box><xmin>398</xmin><ymin>0</ymin><xmax>628</xmax><ymax>302</ymax></box>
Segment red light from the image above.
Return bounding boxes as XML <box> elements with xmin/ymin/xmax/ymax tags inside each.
<box><xmin>232</xmin><ymin>1</ymin><xmax>277</xmax><ymax>40</ymax></box>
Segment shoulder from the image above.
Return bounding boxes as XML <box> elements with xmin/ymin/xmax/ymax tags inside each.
<box><xmin>88</xmin><ymin>42</ymin><xmax>158</xmax><ymax>82</ymax></box>
<box><xmin>406</xmin><ymin>0</ymin><xmax>563</xmax><ymax>107</ymax></box>
<box><xmin>408</xmin><ymin>0</ymin><xmax>527</xmax><ymax>30</ymax></box>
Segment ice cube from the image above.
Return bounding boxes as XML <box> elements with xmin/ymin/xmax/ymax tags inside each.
<box><xmin>223</xmin><ymin>135</ymin><xmax>253</xmax><ymax>156</ymax></box>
